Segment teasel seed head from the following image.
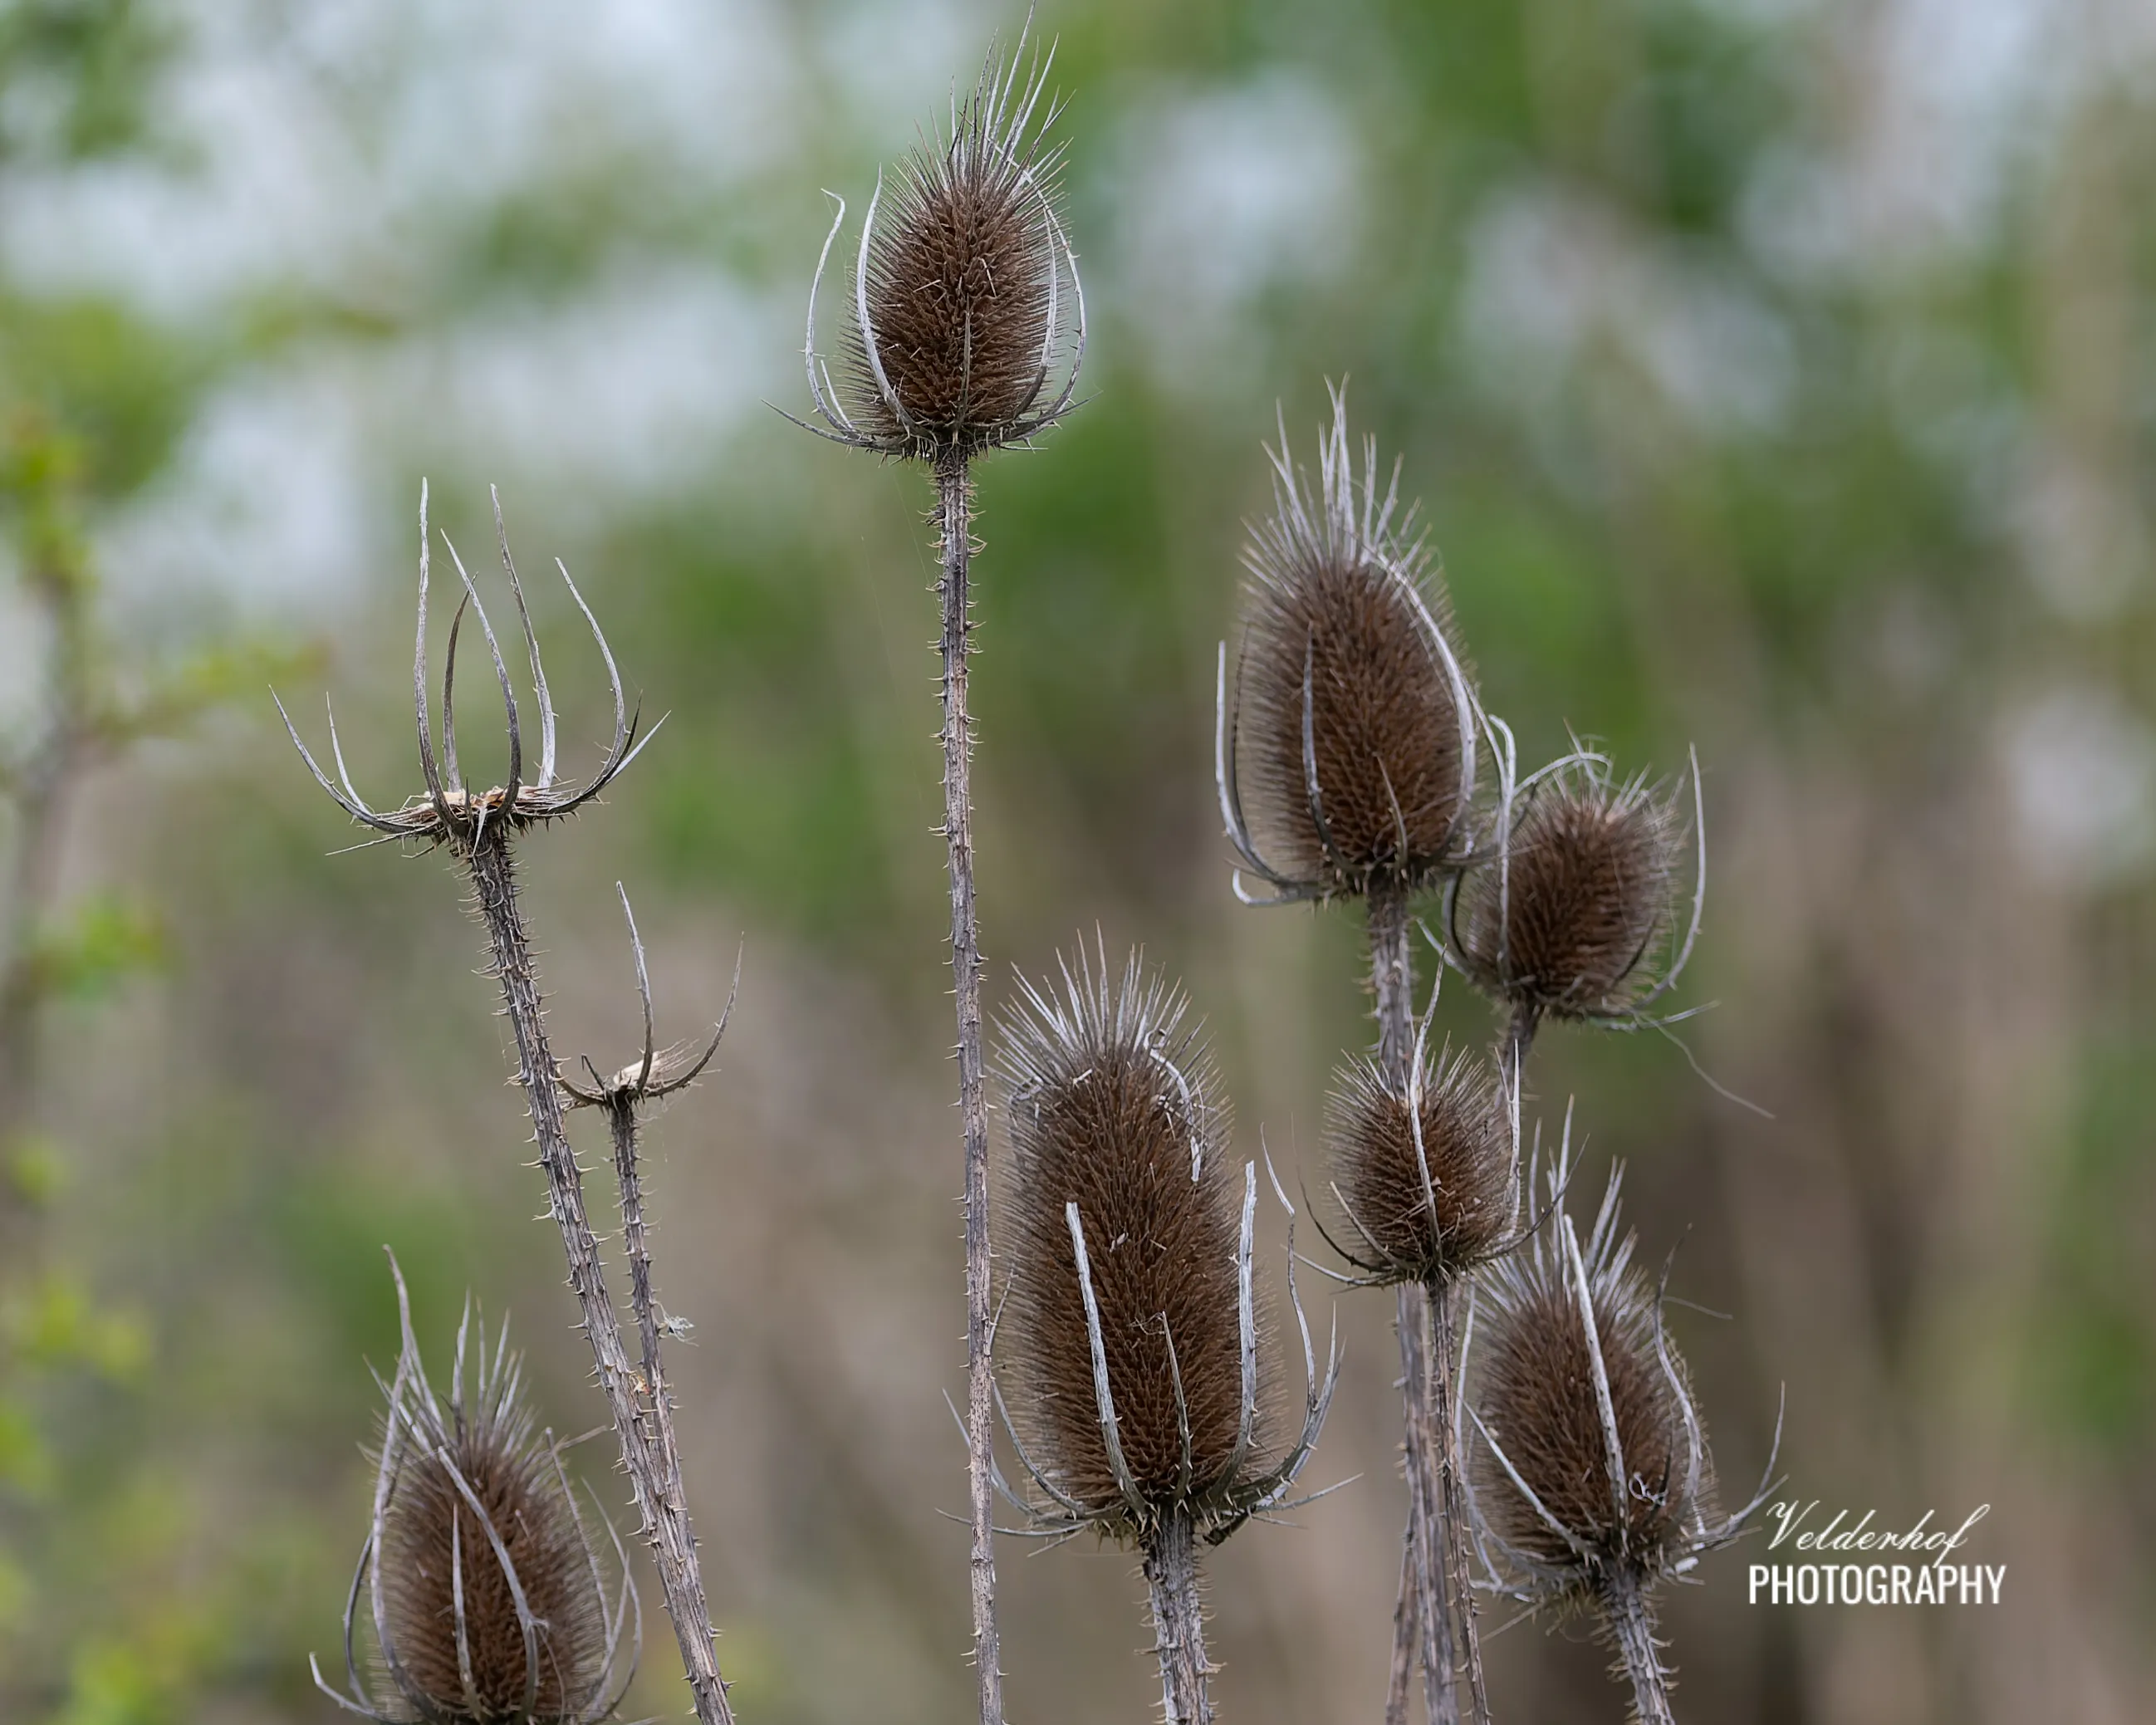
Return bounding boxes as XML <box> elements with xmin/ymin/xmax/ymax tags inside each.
<box><xmin>1216</xmin><ymin>384</ymin><xmax>1479</xmax><ymax>906</ymax></box>
<box><xmin>797</xmin><ymin>22</ymin><xmax>1084</xmax><ymax>466</ymax></box>
<box><xmin>992</xmin><ymin>938</ymin><xmax>1337</xmax><ymax>1544</ymax></box>
<box><xmin>1463</xmin><ymin>1160</ymin><xmax>1779</xmax><ymax>1615</ymax></box>
<box><xmin>1322</xmin><ymin>1036</ymin><xmax>1521</xmax><ymax>1288</ymax></box>
<box><xmin>311</xmin><ymin>1255</ymin><xmax>638</xmax><ymax>1725</ymax></box>
<box><xmin>1449</xmin><ymin>747</ymin><xmax>1704</xmax><ymax>1031</ymax></box>
<box><xmin>277</xmin><ymin>484</ymin><xmax>657</xmax><ymax>856</ymax></box>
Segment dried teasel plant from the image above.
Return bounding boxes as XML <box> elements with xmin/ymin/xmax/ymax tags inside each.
<box><xmin>991</xmin><ymin>942</ymin><xmax>1337</xmax><ymax>1725</ymax></box>
<box><xmin>1216</xmin><ymin>387</ymin><xmax>1488</xmax><ymax>1725</ymax></box>
<box><xmin>1445</xmin><ymin>735</ymin><xmax>1705</xmax><ymax>1076</ymax></box>
<box><xmin>278</xmin><ymin>488</ymin><xmax>734</xmax><ymax>1724</ymax></box>
<box><xmin>1321</xmin><ymin>1022</ymin><xmax>1526</xmax><ymax>1294</ymax></box>
<box><xmin>796</xmin><ymin>21</ymin><xmax>1082</xmax><ymax>464</ymax></box>
<box><xmin>1462</xmin><ymin>1159</ymin><xmax>1780</xmax><ymax>1724</ymax></box>
<box><xmin>1215</xmin><ymin>383</ymin><xmax>1477</xmax><ymax>910</ymax></box>
<box><xmin>312</xmin><ymin>1254</ymin><xmax>639</xmax><ymax>1725</ymax></box>
<box><xmin>791</xmin><ymin>24</ymin><xmax>1085</xmax><ymax>1722</ymax></box>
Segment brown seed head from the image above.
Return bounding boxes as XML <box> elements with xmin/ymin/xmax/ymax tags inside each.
<box><xmin>1468</xmin><ymin>1166</ymin><xmax>1717</xmax><ymax>1600</ymax></box>
<box><xmin>996</xmin><ymin>944</ymin><xmax>1263</xmax><ymax>1531</ymax></box>
<box><xmin>1457</xmin><ymin>759</ymin><xmax>1685</xmax><ymax>1023</ymax></box>
<box><xmin>1220</xmin><ymin>385</ymin><xmax>1476</xmax><ymax>903</ymax></box>
<box><xmin>320</xmin><ymin>1268</ymin><xmax>632</xmax><ymax>1725</ymax></box>
<box><xmin>805</xmin><ymin>32</ymin><xmax>1081</xmax><ymax>464</ymax></box>
<box><xmin>1325</xmin><ymin>1041</ymin><xmax>1517</xmax><ymax>1286</ymax></box>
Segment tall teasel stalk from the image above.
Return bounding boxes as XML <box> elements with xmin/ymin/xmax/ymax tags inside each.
<box><xmin>792</xmin><ymin>26</ymin><xmax>1084</xmax><ymax>1722</ymax></box>
<box><xmin>1460</xmin><ymin>1159</ymin><xmax>1781</xmax><ymax>1723</ymax></box>
<box><xmin>1214</xmin><ymin>386</ymin><xmax>1487</xmax><ymax>1725</ymax></box>
<box><xmin>280</xmin><ymin>488</ymin><xmax>737</xmax><ymax>1725</ymax></box>
<box><xmin>989</xmin><ymin>942</ymin><xmax>1337</xmax><ymax>1725</ymax></box>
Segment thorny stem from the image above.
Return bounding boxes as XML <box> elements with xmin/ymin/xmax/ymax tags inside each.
<box><xmin>1370</xmin><ymin>885</ymin><xmax>1457</xmax><ymax>1725</ymax></box>
<box><xmin>463</xmin><ymin>826</ymin><xmax>734</xmax><ymax>1725</ymax></box>
<box><xmin>1499</xmin><ymin>1002</ymin><xmax>1539</xmax><ymax>1095</ymax></box>
<box><xmin>937</xmin><ymin>457</ymin><xmax>1004</xmax><ymax>1725</ymax></box>
<box><xmin>1603</xmin><ymin>1570</ymin><xmax>1677</xmax><ymax>1725</ymax></box>
<box><xmin>1144</xmin><ymin>1510</ymin><xmax>1216</xmax><ymax>1725</ymax></box>
<box><xmin>1426</xmin><ymin>1279</ymin><xmax>1489</xmax><ymax>1723</ymax></box>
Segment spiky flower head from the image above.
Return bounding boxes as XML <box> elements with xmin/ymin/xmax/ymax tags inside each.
<box><xmin>1323</xmin><ymin>1038</ymin><xmax>1519</xmax><ymax>1287</ymax></box>
<box><xmin>1464</xmin><ymin>1162</ymin><xmax>1773</xmax><ymax>1615</ymax></box>
<box><xmin>1451</xmin><ymin>752</ymin><xmax>1701</xmax><ymax>1030</ymax></box>
<box><xmin>1217</xmin><ymin>385</ymin><xmax>1477</xmax><ymax>905</ymax></box>
<box><xmin>993</xmin><ymin>941</ymin><xmax>1335</xmax><ymax>1544</ymax></box>
<box><xmin>799</xmin><ymin>26</ymin><xmax>1084</xmax><ymax>466</ymax></box>
<box><xmin>311</xmin><ymin>1259</ymin><xmax>636</xmax><ymax>1725</ymax></box>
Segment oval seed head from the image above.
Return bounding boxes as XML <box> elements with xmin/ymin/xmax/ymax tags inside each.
<box><xmin>366</xmin><ymin>1313</ymin><xmax>622</xmax><ymax>1724</ymax></box>
<box><xmin>835</xmin><ymin>36</ymin><xmax>1078</xmax><ymax>463</ymax></box>
<box><xmin>1325</xmin><ymin>1041</ymin><xmax>1515</xmax><ymax>1286</ymax></box>
<box><xmin>1223</xmin><ymin>387</ymin><xmax>1475</xmax><ymax>902</ymax></box>
<box><xmin>996</xmin><ymin>945</ymin><xmax>1260</xmax><ymax>1532</ymax></box>
<box><xmin>1468</xmin><ymin>1166</ymin><xmax>1715</xmax><ymax>1600</ymax></box>
<box><xmin>1457</xmin><ymin>759</ymin><xmax>1683</xmax><ymax>1024</ymax></box>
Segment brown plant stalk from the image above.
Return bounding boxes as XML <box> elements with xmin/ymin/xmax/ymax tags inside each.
<box><xmin>283</xmin><ymin>487</ymin><xmax>734</xmax><ymax>1724</ymax></box>
<box><xmin>793</xmin><ymin>29</ymin><xmax>1085</xmax><ymax>1719</ymax></box>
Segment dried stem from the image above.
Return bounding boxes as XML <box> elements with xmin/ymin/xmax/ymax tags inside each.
<box><xmin>1370</xmin><ymin>885</ymin><xmax>1456</xmax><ymax>1725</ymax></box>
<box><xmin>937</xmin><ymin>456</ymin><xmax>1004</xmax><ymax>1725</ymax></box>
<box><xmin>1426</xmin><ymin>1279</ymin><xmax>1489</xmax><ymax>1722</ymax></box>
<box><xmin>1144</xmin><ymin>1509</ymin><xmax>1215</xmax><ymax>1725</ymax></box>
<box><xmin>1602</xmin><ymin>1570</ymin><xmax>1676</xmax><ymax>1725</ymax></box>
<box><xmin>1499</xmin><ymin>1002</ymin><xmax>1539</xmax><ymax>1095</ymax></box>
<box><xmin>463</xmin><ymin>826</ymin><xmax>734</xmax><ymax>1725</ymax></box>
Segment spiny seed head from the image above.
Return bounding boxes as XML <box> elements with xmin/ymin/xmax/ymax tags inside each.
<box><xmin>1325</xmin><ymin>1041</ymin><xmax>1517</xmax><ymax>1286</ymax></box>
<box><xmin>1457</xmin><ymin>760</ymin><xmax>1685</xmax><ymax>1023</ymax></box>
<box><xmin>806</xmin><ymin>31</ymin><xmax>1082</xmax><ymax>465</ymax></box>
<box><xmin>1221</xmin><ymin>385</ymin><xmax>1476</xmax><ymax>903</ymax></box>
<box><xmin>995</xmin><ymin>943</ymin><xmax>1263</xmax><ymax>1535</ymax></box>
<box><xmin>321</xmin><ymin>1272</ymin><xmax>633</xmax><ymax>1725</ymax></box>
<box><xmin>1468</xmin><ymin>1166</ymin><xmax>1718</xmax><ymax>1603</ymax></box>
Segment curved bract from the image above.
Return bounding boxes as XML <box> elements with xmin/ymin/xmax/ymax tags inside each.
<box><xmin>273</xmin><ymin>483</ymin><xmax>658</xmax><ymax>857</ymax></box>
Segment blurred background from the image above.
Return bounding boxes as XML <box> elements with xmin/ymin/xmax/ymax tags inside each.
<box><xmin>0</xmin><ymin>0</ymin><xmax>2151</xmax><ymax>1719</ymax></box>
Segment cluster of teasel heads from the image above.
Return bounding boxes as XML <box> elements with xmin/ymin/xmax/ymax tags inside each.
<box><xmin>1217</xmin><ymin>385</ymin><xmax>1777</xmax><ymax>1725</ymax></box>
<box><xmin>273</xmin><ymin>18</ymin><xmax>1777</xmax><ymax>1725</ymax></box>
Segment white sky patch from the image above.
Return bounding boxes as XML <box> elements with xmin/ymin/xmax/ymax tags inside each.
<box><xmin>96</xmin><ymin>362</ymin><xmax>375</xmax><ymax>623</ymax></box>
<box><xmin>414</xmin><ymin>266</ymin><xmax>786</xmax><ymax>502</ymax></box>
<box><xmin>1111</xmin><ymin>72</ymin><xmax>1361</xmax><ymax>394</ymax></box>
<box><xmin>1740</xmin><ymin>0</ymin><xmax>2156</xmax><ymax>286</ymax></box>
<box><xmin>1458</xmin><ymin>181</ymin><xmax>1794</xmax><ymax>439</ymax></box>
<box><xmin>0</xmin><ymin>0</ymin><xmax>797</xmax><ymax>319</ymax></box>
<box><xmin>822</xmin><ymin>0</ymin><xmax>994</xmax><ymax>142</ymax></box>
<box><xmin>2002</xmin><ymin>687</ymin><xmax>2156</xmax><ymax>889</ymax></box>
